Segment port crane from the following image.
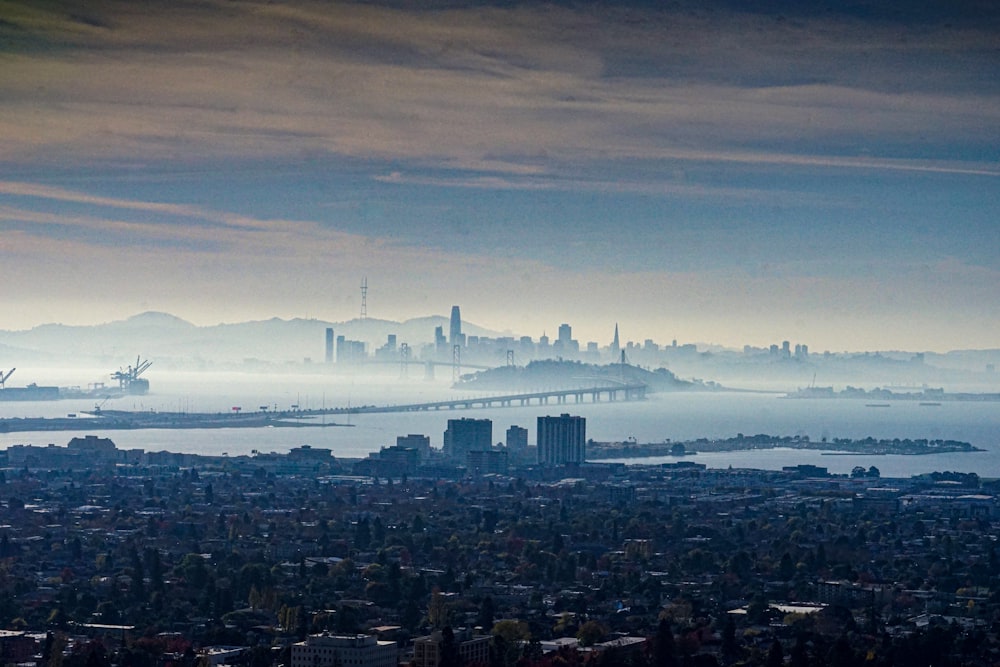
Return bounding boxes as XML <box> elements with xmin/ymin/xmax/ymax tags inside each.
<box><xmin>0</xmin><ymin>368</ymin><xmax>13</xmax><ymax>389</ymax></box>
<box><xmin>111</xmin><ymin>356</ymin><xmax>153</xmax><ymax>394</ymax></box>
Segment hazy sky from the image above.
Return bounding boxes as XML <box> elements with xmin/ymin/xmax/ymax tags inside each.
<box><xmin>1</xmin><ymin>0</ymin><xmax>998</xmax><ymax>351</ymax></box>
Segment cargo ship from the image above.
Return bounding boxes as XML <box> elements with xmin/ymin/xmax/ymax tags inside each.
<box><xmin>0</xmin><ymin>358</ymin><xmax>152</xmax><ymax>402</ymax></box>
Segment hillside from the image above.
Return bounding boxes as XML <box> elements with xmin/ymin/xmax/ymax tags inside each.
<box><xmin>453</xmin><ymin>359</ymin><xmax>714</xmax><ymax>393</ymax></box>
<box><xmin>0</xmin><ymin>311</ymin><xmax>502</xmax><ymax>369</ymax></box>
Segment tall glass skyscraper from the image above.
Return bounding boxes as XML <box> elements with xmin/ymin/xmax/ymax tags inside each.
<box><xmin>449</xmin><ymin>305</ymin><xmax>463</xmax><ymax>347</ymax></box>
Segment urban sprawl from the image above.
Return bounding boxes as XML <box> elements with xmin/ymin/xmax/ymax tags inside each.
<box><xmin>1</xmin><ymin>417</ymin><xmax>998</xmax><ymax>667</ymax></box>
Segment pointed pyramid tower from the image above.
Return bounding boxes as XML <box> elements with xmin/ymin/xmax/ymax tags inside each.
<box><xmin>610</xmin><ymin>323</ymin><xmax>620</xmax><ymax>361</ymax></box>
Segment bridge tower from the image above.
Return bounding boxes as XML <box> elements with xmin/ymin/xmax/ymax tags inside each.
<box><xmin>400</xmin><ymin>343</ymin><xmax>410</xmax><ymax>378</ymax></box>
<box><xmin>506</xmin><ymin>349</ymin><xmax>515</xmax><ymax>367</ymax></box>
<box><xmin>360</xmin><ymin>276</ymin><xmax>368</xmax><ymax>320</ymax></box>
<box><xmin>452</xmin><ymin>344</ymin><xmax>461</xmax><ymax>383</ymax></box>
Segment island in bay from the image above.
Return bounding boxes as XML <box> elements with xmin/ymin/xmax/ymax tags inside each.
<box><xmin>586</xmin><ymin>433</ymin><xmax>984</xmax><ymax>460</ymax></box>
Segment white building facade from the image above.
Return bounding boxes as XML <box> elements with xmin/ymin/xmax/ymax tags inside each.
<box><xmin>291</xmin><ymin>633</ymin><xmax>397</xmax><ymax>667</ymax></box>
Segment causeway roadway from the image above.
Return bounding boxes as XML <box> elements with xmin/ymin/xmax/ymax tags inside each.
<box><xmin>0</xmin><ymin>384</ymin><xmax>648</xmax><ymax>433</ymax></box>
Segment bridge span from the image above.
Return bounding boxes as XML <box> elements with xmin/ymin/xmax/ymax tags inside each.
<box><xmin>322</xmin><ymin>384</ymin><xmax>648</xmax><ymax>415</ymax></box>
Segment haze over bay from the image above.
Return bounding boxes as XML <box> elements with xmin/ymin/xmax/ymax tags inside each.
<box><xmin>2</xmin><ymin>0</ymin><xmax>998</xmax><ymax>351</ymax></box>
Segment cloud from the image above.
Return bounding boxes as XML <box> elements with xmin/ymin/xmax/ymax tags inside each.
<box><xmin>1</xmin><ymin>1</ymin><xmax>997</xmax><ymax>349</ymax></box>
<box><xmin>0</xmin><ymin>1</ymin><xmax>997</xmax><ymax>175</ymax></box>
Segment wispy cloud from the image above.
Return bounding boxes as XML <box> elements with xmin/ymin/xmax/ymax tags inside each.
<box><xmin>1</xmin><ymin>1</ymin><xmax>997</xmax><ymax>174</ymax></box>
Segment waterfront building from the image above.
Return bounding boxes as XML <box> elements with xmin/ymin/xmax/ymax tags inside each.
<box><xmin>537</xmin><ymin>413</ymin><xmax>586</xmax><ymax>465</ymax></box>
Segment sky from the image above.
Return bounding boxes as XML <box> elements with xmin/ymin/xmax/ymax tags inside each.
<box><xmin>1</xmin><ymin>0</ymin><xmax>998</xmax><ymax>352</ymax></box>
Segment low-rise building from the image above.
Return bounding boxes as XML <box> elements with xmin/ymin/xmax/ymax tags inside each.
<box><xmin>291</xmin><ymin>633</ymin><xmax>397</xmax><ymax>667</ymax></box>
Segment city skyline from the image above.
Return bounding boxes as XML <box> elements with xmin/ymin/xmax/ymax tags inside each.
<box><xmin>1</xmin><ymin>0</ymin><xmax>998</xmax><ymax>352</ymax></box>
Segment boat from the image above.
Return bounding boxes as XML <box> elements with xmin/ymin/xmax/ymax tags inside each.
<box><xmin>0</xmin><ymin>383</ymin><xmax>60</xmax><ymax>401</ymax></box>
<box><xmin>865</xmin><ymin>403</ymin><xmax>891</xmax><ymax>408</ymax></box>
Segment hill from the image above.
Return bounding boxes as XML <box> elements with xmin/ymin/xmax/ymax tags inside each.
<box><xmin>453</xmin><ymin>359</ymin><xmax>714</xmax><ymax>393</ymax></box>
<box><xmin>0</xmin><ymin>311</ymin><xmax>502</xmax><ymax>369</ymax></box>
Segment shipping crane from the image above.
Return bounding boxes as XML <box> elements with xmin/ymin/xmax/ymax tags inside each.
<box><xmin>0</xmin><ymin>368</ymin><xmax>13</xmax><ymax>389</ymax></box>
<box><xmin>111</xmin><ymin>356</ymin><xmax>153</xmax><ymax>395</ymax></box>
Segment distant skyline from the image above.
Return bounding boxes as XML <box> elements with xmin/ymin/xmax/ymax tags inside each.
<box><xmin>1</xmin><ymin>1</ymin><xmax>998</xmax><ymax>352</ymax></box>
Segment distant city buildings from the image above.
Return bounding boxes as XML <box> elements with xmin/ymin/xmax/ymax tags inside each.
<box><xmin>743</xmin><ymin>340</ymin><xmax>810</xmax><ymax>360</ymax></box>
<box><xmin>449</xmin><ymin>305</ymin><xmax>464</xmax><ymax>348</ymax></box>
<box><xmin>317</xmin><ymin>303</ymin><xmax>823</xmax><ymax>371</ymax></box>
<box><xmin>335</xmin><ymin>334</ymin><xmax>366</xmax><ymax>364</ymax></box>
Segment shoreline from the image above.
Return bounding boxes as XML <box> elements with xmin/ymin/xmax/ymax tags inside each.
<box><xmin>586</xmin><ymin>434</ymin><xmax>984</xmax><ymax>460</ymax></box>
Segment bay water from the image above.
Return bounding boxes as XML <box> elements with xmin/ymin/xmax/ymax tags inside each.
<box><xmin>0</xmin><ymin>369</ymin><xmax>997</xmax><ymax>478</ymax></box>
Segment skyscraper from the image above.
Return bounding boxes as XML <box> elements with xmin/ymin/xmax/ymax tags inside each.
<box><xmin>537</xmin><ymin>413</ymin><xmax>586</xmax><ymax>465</ymax></box>
<box><xmin>506</xmin><ymin>425</ymin><xmax>528</xmax><ymax>454</ymax></box>
<box><xmin>449</xmin><ymin>305</ymin><xmax>464</xmax><ymax>347</ymax></box>
<box><xmin>610</xmin><ymin>324</ymin><xmax>621</xmax><ymax>362</ymax></box>
<box><xmin>558</xmin><ymin>323</ymin><xmax>572</xmax><ymax>345</ymax></box>
<box><xmin>443</xmin><ymin>418</ymin><xmax>492</xmax><ymax>462</ymax></box>
<box><xmin>325</xmin><ymin>328</ymin><xmax>335</xmax><ymax>363</ymax></box>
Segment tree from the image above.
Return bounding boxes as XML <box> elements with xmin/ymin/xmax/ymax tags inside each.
<box><xmin>720</xmin><ymin>615</ymin><xmax>738</xmax><ymax>663</ymax></box>
<box><xmin>766</xmin><ymin>640</ymin><xmax>783</xmax><ymax>667</ymax></box>
<box><xmin>478</xmin><ymin>596</ymin><xmax>495</xmax><ymax>631</ymax></box>
<box><xmin>145</xmin><ymin>548</ymin><xmax>164</xmax><ymax>592</ymax></box>
<box><xmin>575</xmin><ymin>620</ymin><xmax>607</xmax><ymax>647</ymax></box>
<box><xmin>129</xmin><ymin>546</ymin><xmax>145</xmax><ymax>602</ymax></box>
<box><xmin>650</xmin><ymin>618</ymin><xmax>678</xmax><ymax>667</ymax></box>
<box><xmin>354</xmin><ymin>518</ymin><xmax>371</xmax><ymax>551</ymax></box>
<box><xmin>779</xmin><ymin>552</ymin><xmax>795</xmax><ymax>581</ymax></box>
<box><xmin>428</xmin><ymin>588</ymin><xmax>450</xmax><ymax>629</ymax></box>
<box><xmin>789</xmin><ymin>636</ymin><xmax>809</xmax><ymax>667</ymax></box>
<box><xmin>439</xmin><ymin>626</ymin><xmax>463</xmax><ymax>667</ymax></box>
<box><xmin>492</xmin><ymin>619</ymin><xmax>530</xmax><ymax>645</ymax></box>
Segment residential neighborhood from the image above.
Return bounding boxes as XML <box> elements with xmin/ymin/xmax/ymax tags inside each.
<box><xmin>0</xmin><ymin>436</ymin><xmax>998</xmax><ymax>666</ymax></box>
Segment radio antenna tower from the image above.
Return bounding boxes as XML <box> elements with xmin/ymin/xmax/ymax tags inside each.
<box><xmin>360</xmin><ymin>276</ymin><xmax>368</xmax><ymax>320</ymax></box>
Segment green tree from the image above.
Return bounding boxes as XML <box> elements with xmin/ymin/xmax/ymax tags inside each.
<box><xmin>575</xmin><ymin>620</ymin><xmax>607</xmax><ymax>647</ymax></box>
<box><xmin>650</xmin><ymin>618</ymin><xmax>678</xmax><ymax>667</ymax></box>
<box><xmin>720</xmin><ymin>615</ymin><xmax>738</xmax><ymax>663</ymax></box>
<box><xmin>145</xmin><ymin>548</ymin><xmax>164</xmax><ymax>592</ymax></box>
<box><xmin>490</xmin><ymin>620</ymin><xmax>529</xmax><ymax>667</ymax></box>
<box><xmin>129</xmin><ymin>546</ymin><xmax>145</xmax><ymax>602</ymax></box>
<box><xmin>477</xmin><ymin>596</ymin><xmax>495</xmax><ymax>631</ymax></box>
<box><xmin>439</xmin><ymin>626</ymin><xmax>463</xmax><ymax>667</ymax></box>
<box><xmin>766</xmin><ymin>640</ymin><xmax>784</xmax><ymax>667</ymax></box>
<box><xmin>354</xmin><ymin>518</ymin><xmax>371</xmax><ymax>550</ymax></box>
<box><xmin>427</xmin><ymin>588</ymin><xmax>450</xmax><ymax>629</ymax></box>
